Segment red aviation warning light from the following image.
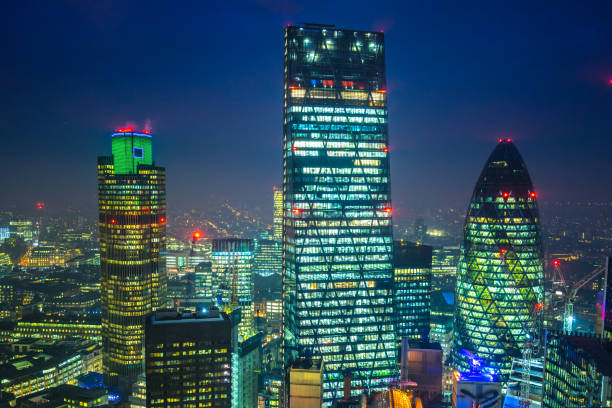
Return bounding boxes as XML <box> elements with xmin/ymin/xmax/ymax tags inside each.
<box><xmin>160</xmin><ymin>217</ymin><xmax>166</xmax><ymax>224</ymax></box>
<box><xmin>115</xmin><ymin>126</ymin><xmax>134</xmax><ymax>133</ymax></box>
<box><xmin>506</xmin><ymin>138</ymin><xmax>512</xmax><ymax>142</ymax></box>
<box><xmin>380</xmin><ymin>207</ymin><xmax>392</xmax><ymax>214</ymax></box>
<box><xmin>502</xmin><ymin>192</ymin><xmax>510</xmax><ymax>199</ymax></box>
<box><xmin>552</xmin><ymin>259</ymin><xmax>560</xmax><ymax>267</ymax></box>
<box><xmin>499</xmin><ymin>248</ymin><xmax>507</xmax><ymax>257</ymax></box>
<box><xmin>382</xmin><ymin>147</ymin><xmax>389</xmax><ymax>153</ymax></box>
<box><xmin>609</xmin><ymin>78</ymin><xmax>612</xmax><ymax>85</ymax></box>
<box><xmin>529</xmin><ymin>191</ymin><xmax>537</xmax><ymax>198</ymax></box>
<box><xmin>498</xmin><ymin>138</ymin><xmax>504</xmax><ymax>143</ymax></box>
<box><xmin>535</xmin><ymin>303</ymin><xmax>544</xmax><ymax>311</ymax></box>
<box><xmin>192</xmin><ymin>231</ymin><xmax>202</xmax><ymax>240</ymax></box>
<box><xmin>36</xmin><ymin>202</ymin><xmax>45</xmax><ymax>210</ymax></box>
<box><xmin>293</xmin><ymin>208</ymin><xmax>303</xmax><ymax>214</ymax></box>
<box><xmin>110</xmin><ymin>219</ymin><xmax>117</xmax><ymax>224</ymax></box>
<box><xmin>292</xmin><ymin>146</ymin><xmax>299</xmax><ymax>151</ymax></box>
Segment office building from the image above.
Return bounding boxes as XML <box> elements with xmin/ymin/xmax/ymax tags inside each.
<box><xmin>9</xmin><ymin>220</ymin><xmax>34</xmax><ymax>242</ymax></box>
<box><xmin>13</xmin><ymin>313</ymin><xmax>101</xmax><ymax>342</ymax></box>
<box><xmin>503</xmin><ymin>357</ymin><xmax>543</xmax><ymax>408</ymax></box>
<box><xmin>0</xmin><ymin>340</ymin><xmax>102</xmax><ymax>398</ymax></box>
<box><xmin>145</xmin><ymin>309</ymin><xmax>232</xmax><ymax>408</ymax></box>
<box><xmin>273</xmin><ymin>186</ymin><xmax>283</xmax><ymax>242</ymax></box>
<box><xmin>453</xmin><ymin>139</ymin><xmax>544</xmax><ymax>378</ymax></box>
<box><xmin>98</xmin><ymin>128</ymin><xmax>167</xmax><ymax>394</ymax></box>
<box><xmin>542</xmin><ymin>331</ymin><xmax>612</xmax><ymax>408</ymax></box>
<box><xmin>254</xmin><ymin>239</ymin><xmax>282</xmax><ymax>277</ymax></box>
<box><xmin>393</xmin><ymin>240</ymin><xmax>432</xmax><ymax>341</ymax></box>
<box><xmin>232</xmin><ymin>332</ymin><xmax>263</xmax><ymax>408</ymax></box>
<box><xmin>282</xmin><ymin>23</ymin><xmax>396</xmax><ymax>402</ymax></box>
<box><xmin>288</xmin><ymin>358</ymin><xmax>324</xmax><ymax>408</ymax></box>
<box><xmin>212</xmin><ymin>238</ymin><xmax>255</xmax><ymax>339</ymax></box>
<box><xmin>194</xmin><ymin>261</ymin><xmax>213</xmax><ymax>298</ymax></box>
<box><xmin>399</xmin><ymin>339</ymin><xmax>442</xmax><ymax>406</ymax></box>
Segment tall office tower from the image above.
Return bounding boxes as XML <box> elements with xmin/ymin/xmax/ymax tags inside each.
<box><xmin>98</xmin><ymin>129</ymin><xmax>166</xmax><ymax>394</ymax></box>
<box><xmin>212</xmin><ymin>238</ymin><xmax>255</xmax><ymax>339</ymax></box>
<box><xmin>452</xmin><ymin>139</ymin><xmax>544</xmax><ymax>379</ymax></box>
<box><xmin>542</xmin><ymin>332</ymin><xmax>612</xmax><ymax>408</ymax></box>
<box><xmin>254</xmin><ymin>239</ymin><xmax>282</xmax><ymax>277</ymax></box>
<box><xmin>194</xmin><ymin>261</ymin><xmax>213</xmax><ymax>298</ymax></box>
<box><xmin>282</xmin><ymin>24</ymin><xmax>396</xmax><ymax>402</ymax></box>
<box><xmin>393</xmin><ymin>240</ymin><xmax>433</xmax><ymax>341</ymax></box>
<box><xmin>145</xmin><ymin>309</ymin><xmax>233</xmax><ymax>408</ymax></box>
<box><xmin>273</xmin><ymin>186</ymin><xmax>283</xmax><ymax>242</ymax></box>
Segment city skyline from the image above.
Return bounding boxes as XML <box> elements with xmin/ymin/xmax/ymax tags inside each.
<box><xmin>2</xmin><ymin>1</ymin><xmax>612</xmax><ymax>217</ymax></box>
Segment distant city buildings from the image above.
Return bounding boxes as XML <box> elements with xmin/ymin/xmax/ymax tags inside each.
<box><xmin>282</xmin><ymin>23</ymin><xmax>396</xmax><ymax>402</ymax></box>
<box><xmin>453</xmin><ymin>139</ymin><xmax>544</xmax><ymax>379</ymax></box>
<box><xmin>254</xmin><ymin>239</ymin><xmax>282</xmax><ymax>277</ymax></box>
<box><xmin>393</xmin><ymin>240</ymin><xmax>433</xmax><ymax>341</ymax></box>
<box><xmin>98</xmin><ymin>129</ymin><xmax>167</xmax><ymax>395</ymax></box>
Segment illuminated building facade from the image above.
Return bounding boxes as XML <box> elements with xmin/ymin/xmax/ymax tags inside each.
<box><xmin>394</xmin><ymin>240</ymin><xmax>432</xmax><ymax>341</ymax></box>
<box><xmin>282</xmin><ymin>23</ymin><xmax>396</xmax><ymax>402</ymax></box>
<box><xmin>254</xmin><ymin>239</ymin><xmax>282</xmax><ymax>277</ymax></box>
<box><xmin>273</xmin><ymin>186</ymin><xmax>283</xmax><ymax>242</ymax></box>
<box><xmin>542</xmin><ymin>332</ymin><xmax>612</xmax><ymax>408</ymax></box>
<box><xmin>145</xmin><ymin>310</ymin><xmax>232</xmax><ymax>408</ymax></box>
<box><xmin>98</xmin><ymin>129</ymin><xmax>167</xmax><ymax>393</ymax></box>
<box><xmin>194</xmin><ymin>261</ymin><xmax>213</xmax><ymax>298</ymax></box>
<box><xmin>212</xmin><ymin>238</ymin><xmax>255</xmax><ymax>339</ymax></box>
<box><xmin>0</xmin><ymin>340</ymin><xmax>102</xmax><ymax>398</ymax></box>
<box><xmin>14</xmin><ymin>314</ymin><xmax>101</xmax><ymax>342</ymax></box>
<box><xmin>452</xmin><ymin>139</ymin><xmax>544</xmax><ymax>378</ymax></box>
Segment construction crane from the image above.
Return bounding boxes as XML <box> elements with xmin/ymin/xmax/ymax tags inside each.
<box><xmin>551</xmin><ymin>256</ymin><xmax>609</xmax><ymax>333</ymax></box>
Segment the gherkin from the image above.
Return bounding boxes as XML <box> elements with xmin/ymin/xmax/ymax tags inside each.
<box><xmin>452</xmin><ymin>139</ymin><xmax>544</xmax><ymax>378</ymax></box>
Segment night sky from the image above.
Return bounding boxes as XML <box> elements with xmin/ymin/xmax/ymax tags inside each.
<box><xmin>2</xmin><ymin>1</ymin><xmax>612</xmax><ymax>221</ymax></box>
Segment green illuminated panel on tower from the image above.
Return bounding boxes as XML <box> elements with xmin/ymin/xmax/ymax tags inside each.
<box><xmin>111</xmin><ymin>132</ymin><xmax>153</xmax><ymax>174</ymax></box>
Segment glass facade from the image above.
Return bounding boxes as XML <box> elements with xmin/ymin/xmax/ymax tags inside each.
<box><xmin>393</xmin><ymin>240</ymin><xmax>433</xmax><ymax>341</ymax></box>
<box><xmin>98</xmin><ymin>130</ymin><xmax>166</xmax><ymax>393</ymax></box>
<box><xmin>211</xmin><ymin>238</ymin><xmax>255</xmax><ymax>340</ymax></box>
<box><xmin>542</xmin><ymin>332</ymin><xmax>612</xmax><ymax>408</ymax></box>
<box><xmin>282</xmin><ymin>24</ymin><xmax>396</xmax><ymax>402</ymax></box>
<box><xmin>273</xmin><ymin>186</ymin><xmax>283</xmax><ymax>242</ymax></box>
<box><xmin>452</xmin><ymin>139</ymin><xmax>544</xmax><ymax>379</ymax></box>
<box><xmin>254</xmin><ymin>239</ymin><xmax>282</xmax><ymax>277</ymax></box>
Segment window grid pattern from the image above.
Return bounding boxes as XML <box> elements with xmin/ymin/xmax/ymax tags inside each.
<box><xmin>282</xmin><ymin>25</ymin><xmax>397</xmax><ymax>403</ymax></box>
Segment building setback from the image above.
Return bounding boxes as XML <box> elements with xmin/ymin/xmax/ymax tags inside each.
<box><xmin>452</xmin><ymin>139</ymin><xmax>544</xmax><ymax>379</ymax></box>
<box><xmin>145</xmin><ymin>309</ymin><xmax>232</xmax><ymax>408</ymax></box>
<box><xmin>282</xmin><ymin>23</ymin><xmax>396</xmax><ymax>402</ymax></box>
<box><xmin>98</xmin><ymin>129</ymin><xmax>167</xmax><ymax>394</ymax></box>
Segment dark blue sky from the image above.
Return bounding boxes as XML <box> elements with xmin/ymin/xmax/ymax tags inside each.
<box><xmin>2</xmin><ymin>0</ymin><xmax>611</xmax><ymax>220</ymax></box>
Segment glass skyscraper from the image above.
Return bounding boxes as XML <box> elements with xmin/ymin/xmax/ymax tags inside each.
<box><xmin>393</xmin><ymin>240</ymin><xmax>433</xmax><ymax>341</ymax></box>
<box><xmin>212</xmin><ymin>238</ymin><xmax>255</xmax><ymax>340</ymax></box>
<box><xmin>282</xmin><ymin>23</ymin><xmax>396</xmax><ymax>402</ymax></box>
<box><xmin>273</xmin><ymin>186</ymin><xmax>283</xmax><ymax>242</ymax></box>
<box><xmin>452</xmin><ymin>139</ymin><xmax>543</xmax><ymax>379</ymax></box>
<box><xmin>98</xmin><ymin>129</ymin><xmax>166</xmax><ymax>395</ymax></box>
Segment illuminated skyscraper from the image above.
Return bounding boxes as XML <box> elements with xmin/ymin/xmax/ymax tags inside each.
<box><xmin>393</xmin><ymin>240</ymin><xmax>432</xmax><ymax>341</ymax></box>
<box><xmin>282</xmin><ymin>23</ymin><xmax>396</xmax><ymax>402</ymax></box>
<box><xmin>98</xmin><ymin>128</ymin><xmax>166</xmax><ymax>395</ymax></box>
<box><xmin>273</xmin><ymin>186</ymin><xmax>283</xmax><ymax>242</ymax></box>
<box><xmin>452</xmin><ymin>139</ymin><xmax>543</xmax><ymax>379</ymax></box>
<box><xmin>212</xmin><ymin>238</ymin><xmax>255</xmax><ymax>340</ymax></box>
